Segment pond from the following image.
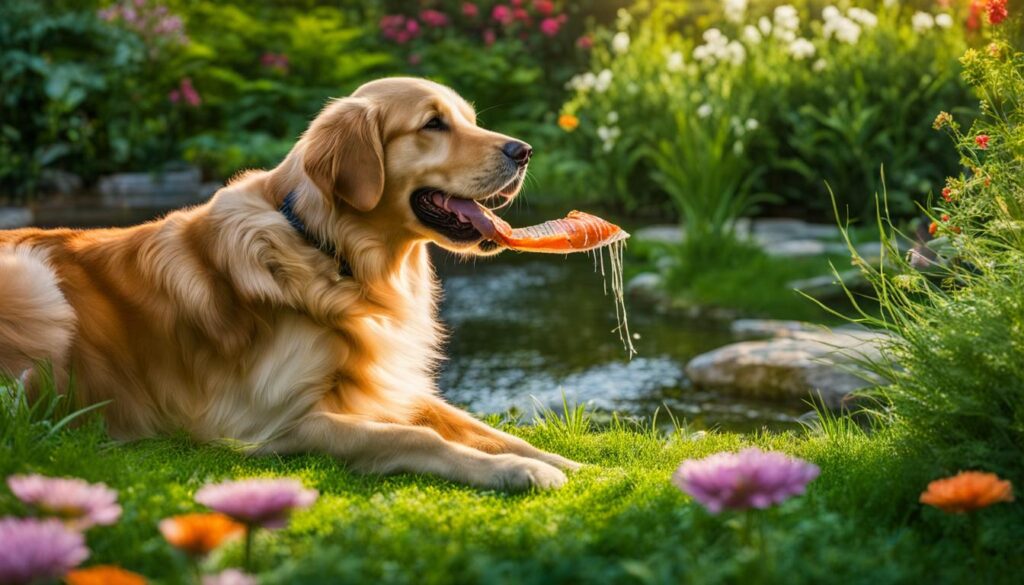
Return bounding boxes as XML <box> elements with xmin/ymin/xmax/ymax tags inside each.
<box><xmin>36</xmin><ymin>200</ymin><xmax>805</xmax><ymax>433</ymax></box>
<box><xmin>434</xmin><ymin>244</ymin><xmax>804</xmax><ymax>433</ymax></box>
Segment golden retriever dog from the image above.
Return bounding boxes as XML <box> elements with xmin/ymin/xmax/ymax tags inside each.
<box><xmin>0</xmin><ymin>77</ymin><xmax>579</xmax><ymax>490</ymax></box>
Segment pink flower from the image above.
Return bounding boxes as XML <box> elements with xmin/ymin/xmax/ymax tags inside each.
<box><xmin>483</xmin><ymin>28</ymin><xmax>497</xmax><ymax>45</ymax></box>
<box><xmin>195</xmin><ymin>478</ymin><xmax>317</xmax><ymax>529</ymax></box>
<box><xmin>408</xmin><ymin>53</ymin><xmax>422</xmax><ymax>66</ymax></box>
<box><xmin>492</xmin><ymin>5</ymin><xmax>513</xmax><ymax>25</ymax></box>
<box><xmin>260</xmin><ymin>52</ymin><xmax>289</xmax><ymax>73</ymax></box>
<box><xmin>462</xmin><ymin>3</ymin><xmax>479</xmax><ymax>18</ymax></box>
<box><xmin>534</xmin><ymin>0</ymin><xmax>555</xmax><ymax>15</ymax></box>
<box><xmin>672</xmin><ymin>448</ymin><xmax>820</xmax><ymax>514</ymax></box>
<box><xmin>179</xmin><ymin>77</ymin><xmax>201</xmax><ymax>107</ymax></box>
<box><xmin>512</xmin><ymin>0</ymin><xmax>524</xmax><ymax>6</ymax></box>
<box><xmin>539</xmin><ymin>17</ymin><xmax>560</xmax><ymax>36</ymax></box>
<box><xmin>513</xmin><ymin>8</ymin><xmax>529</xmax><ymax>21</ymax></box>
<box><xmin>168</xmin><ymin>90</ymin><xmax>180</xmax><ymax>103</ymax></box>
<box><xmin>420</xmin><ymin>9</ymin><xmax>449</xmax><ymax>28</ymax></box>
<box><xmin>0</xmin><ymin>517</ymin><xmax>89</xmax><ymax>584</ymax></box>
<box><xmin>975</xmin><ymin>134</ymin><xmax>990</xmax><ymax>149</ymax></box>
<box><xmin>7</xmin><ymin>475</ymin><xmax>121</xmax><ymax>530</ymax></box>
<box><xmin>202</xmin><ymin>569</ymin><xmax>257</xmax><ymax>585</ymax></box>
<box><xmin>576</xmin><ymin>35</ymin><xmax>593</xmax><ymax>49</ymax></box>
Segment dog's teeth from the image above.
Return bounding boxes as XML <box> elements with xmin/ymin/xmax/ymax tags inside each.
<box><xmin>432</xmin><ymin>193</ymin><xmax>445</xmax><ymax>207</ymax></box>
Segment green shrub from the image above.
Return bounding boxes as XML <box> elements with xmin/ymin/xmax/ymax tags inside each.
<box><xmin>844</xmin><ymin>15</ymin><xmax>1024</xmax><ymax>477</ymax></box>
<box><xmin>558</xmin><ymin>1</ymin><xmax>971</xmax><ymax>220</ymax></box>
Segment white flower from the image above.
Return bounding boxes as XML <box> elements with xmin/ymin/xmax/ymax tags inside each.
<box><xmin>598</xmin><ymin>125</ymin><xmax>621</xmax><ymax>152</ymax></box>
<box><xmin>822</xmin><ymin>6</ymin><xmax>841</xmax><ymax>22</ymax></box>
<box><xmin>703</xmin><ymin>28</ymin><xmax>724</xmax><ymax>44</ymax></box>
<box><xmin>788</xmin><ymin>38</ymin><xmax>815</xmax><ymax>60</ymax></box>
<box><xmin>812</xmin><ymin>58</ymin><xmax>827</xmax><ymax>72</ymax></box>
<box><xmin>566</xmin><ymin>72</ymin><xmax>596</xmax><ymax>91</ymax></box>
<box><xmin>823</xmin><ymin>14</ymin><xmax>861</xmax><ymax>44</ymax></box>
<box><xmin>726</xmin><ymin>41</ymin><xmax>746</xmax><ymax>65</ymax></box>
<box><xmin>723</xmin><ymin>0</ymin><xmax>748</xmax><ymax>24</ymax></box>
<box><xmin>616</xmin><ymin>8</ymin><xmax>632</xmax><ymax>30</ymax></box>
<box><xmin>773</xmin><ymin>5</ymin><xmax>800</xmax><ymax>34</ymax></box>
<box><xmin>612</xmin><ymin>32</ymin><xmax>630</xmax><ymax>54</ymax></box>
<box><xmin>697</xmin><ymin>104</ymin><xmax>713</xmax><ymax>118</ymax></box>
<box><xmin>847</xmin><ymin>8</ymin><xmax>878</xmax><ymax>27</ymax></box>
<box><xmin>935</xmin><ymin>13</ymin><xmax>953</xmax><ymax>28</ymax></box>
<box><xmin>742</xmin><ymin>25</ymin><xmax>762</xmax><ymax>45</ymax></box>
<box><xmin>758</xmin><ymin>16</ymin><xmax>772</xmax><ymax>36</ymax></box>
<box><xmin>607</xmin><ymin>111</ymin><xmax>619</xmax><ymax>124</ymax></box>
<box><xmin>883</xmin><ymin>0</ymin><xmax>898</xmax><ymax>7</ymax></box>
<box><xmin>733</xmin><ymin>141</ymin><xmax>744</xmax><ymax>155</ymax></box>
<box><xmin>595</xmin><ymin>69</ymin><xmax>613</xmax><ymax>93</ymax></box>
<box><xmin>666</xmin><ymin>51</ymin><xmax>685</xmax><ymax>72</ymax></box>
<box><xmin>745</xmin><ymin>118</ymin><xmax>759</xmax><ymax>131</ymax></box>
<box><xmin>912</xmin><ymin>12</ymin><xmax>935</xmax><ymax>33</ymax></box>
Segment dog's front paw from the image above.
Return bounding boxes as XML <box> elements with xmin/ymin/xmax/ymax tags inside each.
<box><xmin>492</xmin><ymin>455</ymin><xmax>567</xmax><ymax>491</ymax></box>
<box><xmin>536</xmin><ymin>451</ymin><xmax>583</xmax><ymax>472</ymax></box>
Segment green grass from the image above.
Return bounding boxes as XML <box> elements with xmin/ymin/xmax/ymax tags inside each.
<box><xmin>2</xmin><ymin>401</ymin><xmax>1022</xmax><ymax>584</ymax></box>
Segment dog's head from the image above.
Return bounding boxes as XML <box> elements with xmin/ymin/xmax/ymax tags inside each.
<box><xmin>299</xmin><ymin>77</ymin><xmax>529</xmax><ymax>256</ymax></box>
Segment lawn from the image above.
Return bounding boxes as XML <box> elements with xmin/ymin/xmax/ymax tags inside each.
<box><xmin>3</xmin><ymin>406</ymin><xmax>1022</xmax><ymax>584</ymax></box>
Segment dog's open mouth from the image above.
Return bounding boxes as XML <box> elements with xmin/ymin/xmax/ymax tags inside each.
<box><xmin>410</xmin><ymin>188</ymin><xmax>510</xmax><ymax>244</ymax></box>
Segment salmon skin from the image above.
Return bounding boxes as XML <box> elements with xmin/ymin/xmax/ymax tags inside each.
<box><xmin>491</xmin><ymin>211</ymin><xmax>630</xmax><ymax>254</ymax></box>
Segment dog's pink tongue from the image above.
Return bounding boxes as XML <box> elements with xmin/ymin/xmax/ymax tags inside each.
<box><xmin>443</xmin><ymin>196</ymin><xmax>509</xmax><ymax>239</ymax></box>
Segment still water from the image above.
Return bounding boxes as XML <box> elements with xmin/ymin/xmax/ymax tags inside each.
<box><xmin>434</xmin><ymin>246</ymin><xmax>804</xmax><ymax>433</ymax></box>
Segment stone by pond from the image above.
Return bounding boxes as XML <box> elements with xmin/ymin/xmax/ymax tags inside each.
<box><xmin>685</xmin><ymin>323</ymin><xmax>888</xmax><ymax>408</ymax></box>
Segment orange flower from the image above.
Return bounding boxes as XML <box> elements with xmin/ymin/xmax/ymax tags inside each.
<box><xmin>159</xmin><ymin>513</ymin><xmax>245</xmax><ymax>556</ymax></box>
<box><xmin>558</xmin><ymin>113</ymin><xmax>580</xmax><ymax>132</ymax></box>
<box><xmin>920</xmin><ymin>471</ymin><xmax>1014</xmax><ymax>514</ymax></box>
<box><xmin>66</xmin><ymin>565</ymin><xmax>147</xmax><ymax>585</ymax></box>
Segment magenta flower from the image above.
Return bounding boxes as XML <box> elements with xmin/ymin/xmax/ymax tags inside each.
<box><xmin>576</xmin><ymin>35</ymin><xmax>593</xmax><ymax>50</ymax></box>
<box><xmin>7</xmin><ymin>474</ymin><xmax>121</xmax><ymax>530</ymax></box>
<box><xmin>539</xmin><ymin>17</ymin><xmax>560</xmax><ymax>37</ymax></box>
<box><xmin>534</xmin><ymin>0</ymin><xmax>555</xmax><ymax>16</ymax></box>
<box><xmin>0</xmin><ymin>517</ymin><xmax>89</xmax><ymax>584</ymax></box>
<box><xmin>492</xmin><ymin>4</ymin><xmax>513</xmax><ymax>25</ymax></box>
<box><xmin>420</xmin><ymin>9</ymin><xmax>449</xmax><ymax>28</ymax></box>
<box><xmin>462</xmin><ymin>2</ymin><xmax>479</xmax><ymax>18</ymax></box>
<box><xmin>202</xmin><ymin>569</ymin><xmax>257</xmax><ymax>585</ymax></box>
<box><xmin>483</xmin><ymin>28</ymin><xmax>497</xmax><ymax>45</ymax></box>
<box><xmin>195</xmin><ymin>478</ymin><xmax>317</xmax><ymax>529</ymax></box>
<box><xmin>672</xmin><ymin>448</ymin><xmax>820</xmax><ymax>513</ymax></box>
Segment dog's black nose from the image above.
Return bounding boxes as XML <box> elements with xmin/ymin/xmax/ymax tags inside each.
<box><xmin>502</xmin><ymin>141</ymin><xmax>533</xmax><ymax>165</ymax></box>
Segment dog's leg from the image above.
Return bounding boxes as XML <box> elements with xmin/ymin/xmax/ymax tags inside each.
<box><xmin>279</xmin><ymin>410</ymin><xmax>569</xmax><ymax>491</ymax></box>
<box><xmin>411</xmin><ymin>396</ymin><xmax>582</xmax><ymax>472</ymax></box>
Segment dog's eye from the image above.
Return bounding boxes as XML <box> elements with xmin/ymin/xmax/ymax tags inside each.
<box><xmin>422</xmin><ymin>117</ymin><xmax>447</xmax><ymax>131</ymax></box>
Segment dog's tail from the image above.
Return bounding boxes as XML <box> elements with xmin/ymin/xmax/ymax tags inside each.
<box><xmin>0</xmin><ymin>247</ymin><xmax>76</xmax><ymax>378</ymax></box>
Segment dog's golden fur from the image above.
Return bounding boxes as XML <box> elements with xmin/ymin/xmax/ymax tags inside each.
<box><xmin>0</xmin><ymin>78</ymin><xmax>578</xmax><ymax>490</ymax></box>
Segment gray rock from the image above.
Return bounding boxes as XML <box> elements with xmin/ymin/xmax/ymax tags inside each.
<box><xmin>763</xmin><ymin>239</ymin><xmax>827</xmax><ymax>257</ymax></box>
<box><xmin>0</xmin><ymin>207</ymin><xmax>32</xmax><ymax>229</ymax></box>
<box><xmin>685</xmin><ymin>329</ymin><xmax>888</xmax><ymax>407</ymax></box>
<box><xmin>99</xmin><ymin>166</ymin><xmax>204</xmax><ymax>208</ymax></box>
<box><xmin>752</xmin><ymin>218</ymin><xmax>841</xmax><ymax>243</ymax></box>
<box><xmin>634</xmin><ymin>224</ymin><xmax>684</xmax><ymax>244</ymax></box>
<box><xmin>730</xmin><ymin>319</ymin><xmax>821</xmax><ymax>340</ymax></box>
<box><xmin>38</xmin><ymin>170</ymin><xmax>83</xmax><ymax>195</ymax></box>
<box><xmin>787</xmin><ymin>269</ymin><xmax>864</xmax><ymax>298</ymax></box>
<box><xmin>626</xmin><ymin>272</ymin><xmax>664</xmax><ymax>300</ymax></box>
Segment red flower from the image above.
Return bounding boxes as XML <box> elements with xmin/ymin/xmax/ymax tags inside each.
<box><xmin>576</xmin><ymin>35</ymin><xmax>593</xmax><ymax>49</ymax></box>
<box><xmin>539</xmin><ymin>17</ymin><xmax>560</xmax><ymax>36</ymax></box>
<box><xmin>941</xmin><ymin>213</ymin><xmax>950</xmax><ymax>222</ymax></box>
<box><xmin>420</xmin><ymin>9</ymin><xmax>449</xmax><ymax>27</ymax></box>
<box><xmin>929</xmin><ymin>221</ymin><xmax>938</xmax><ymax>236</ymax></box>
<box><xmin>462</xmin><ymin>3</ymin><xmax>479</xmax><ymax>18</ymax></box>
<box><xmin>967</xmin><ymin>0</ymin><xmax>984</xmax><ymax>30</ymax></box>
<box><xmin>975</xmin><ymin>134</ymin><xmax>990</xmax><ymax>149</ymax></box>
<box><xmin>513</xmin><ymin>8</ymin><xmax>529</xmax><ymax>21</ymax></box>
<box><xmin>492</xmin><ymin>5</ymin><xmax>513</xmax><ymax>25</ymax></box>
<box><xmin>534</xmin><ymin>0</ymin><xmax>555</xmax><ymax>15</ymax></box>
<box><xmin>941</xmin><ymin>187</ymin><xmax>952</xmax><ymax>202</ymax></box>
<box><xmin>483</xmin><ymin>28</ymin><xmax>497</xmax><ymax>45</ymax></box>
<box><xmin>987</xmin><ymin>0</ymin><xmax>1008</xmax><ymax>24</ymax></box>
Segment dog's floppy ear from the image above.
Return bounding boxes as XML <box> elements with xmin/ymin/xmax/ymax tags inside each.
<box><xmin>303</xmin><ymin>98</ymin><xmax>385</xmax><ymax>212</ymax></box>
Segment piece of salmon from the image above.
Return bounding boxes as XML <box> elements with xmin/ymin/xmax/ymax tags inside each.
<box><xmin>444</xmin><ymin>197</ymin><xmax>629</xmax><ymax>253</ymax></box>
